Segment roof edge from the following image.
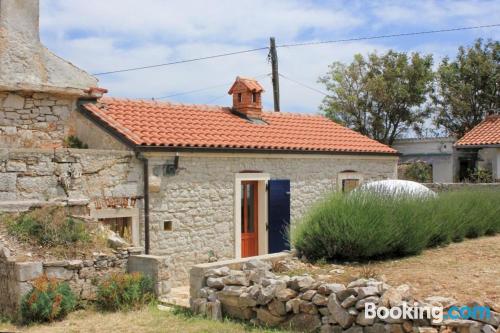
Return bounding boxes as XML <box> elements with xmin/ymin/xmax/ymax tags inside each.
<box><xmin>455</xmin><ymin>143</ymin><xmax>500</xmax><ymax>149</ymax></box>
<box><xmin>134</xmin><ymin>145</ymin><xmax>400</xmax><ymax>156</ymax></box>
<box><xmin>77</xmin><ymin>100</ymin><xmax>138</xmax><ymax>150</ymax></box>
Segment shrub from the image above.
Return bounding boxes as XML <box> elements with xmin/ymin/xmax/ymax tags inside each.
<box><xmin>63</xmin><ymin>135</ymin><xmax>88</xmax><ymax>149</ymax></box>
<box><xmin>399</xmin><ymin>161</ymin><xmax>432</xmax><ymax>183</ymax></box>
<box><xmin>292</xmin><ymin>189</ymin><xmax>500</xmax><ymax>261</ymax></box>
<box><xmin>20</xmin><ymin>275</ymin><xmax>76</xmax><ymax>324</ymax></box>
<box><xmin>96</xmin><ymin>272</ymin><xmax>154</xmax><ymax>311</ymax></box>
<box><xmin>5</xmin><ymin>207</ymin><xmax>90</xmax><ymax>247</ymax></box>
<box><xmin>466</xmin><ymin>168</ymin><xmax>494</xmax><ymax>183</ymax></box>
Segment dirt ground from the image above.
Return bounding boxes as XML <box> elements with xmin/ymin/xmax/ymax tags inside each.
<box><xmin>280</xmin><ymin>234</ymin><xmax>500</xmax><ymax>304</ymax></box>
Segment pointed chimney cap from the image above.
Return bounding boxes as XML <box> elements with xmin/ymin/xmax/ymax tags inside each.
<box><xmin>228</xmin><ymin>76</ymin><xmax>264</xmax><ymax>95</ymax></box>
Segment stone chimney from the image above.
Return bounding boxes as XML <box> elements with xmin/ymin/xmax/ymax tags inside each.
<box><xmin>228</xmin><ymin>76</ymin><xmax>264</xmax><ymax>119</ymax></box>
<box><xmin>0</xmin><ymin>0</ymin><xmax>98</xmax><ymax>95</ymax></box>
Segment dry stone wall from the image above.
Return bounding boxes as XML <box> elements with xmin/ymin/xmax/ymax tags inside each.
<box><xmin>0</xmin><ymin>244</ymin><xmax>141</xmax><ymax>318</ymax></box>
<box><xmin>0</xmin><ymin>92</ymin><xmax>76</xmax><ymax>148</ymax></box>
<box><xmin>191</xmin><ymin>258</ymin><xmax>500</xmax><ymax>333</ymax></box>
<box><xmin>0</xmin><ymin>244</ymin><xmax>172</xmax><ymax>318</ymax></box>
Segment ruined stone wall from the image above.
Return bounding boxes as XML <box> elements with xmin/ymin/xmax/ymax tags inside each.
<box><xmin>0</xmin><ymin>245</ymin><xmax>173</xmax><ymax>318</ymax></box>
<box><xmin>0</xmin><ymin>246</ymin><xmax>140</xmax><ymax>318</ymax></box>
<box><xmin>0</xmin><ymin>92</ymin><xmax>77</xmax><ymax>149</ymax></box>
<box><xmin>0</xmin><ymin>148</ymin><xmax>143</xmax><ymax>208</ymax></box>
<box><xmin>149</xmin><ymin>154</ymin><xmax>397</xmax><ymax>286</ymax></box>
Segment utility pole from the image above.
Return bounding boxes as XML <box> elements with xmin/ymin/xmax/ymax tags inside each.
<box><xmin>269</xmin><ymin>37</ymin><xmax>280</xmax><ymax>112</ymax></box>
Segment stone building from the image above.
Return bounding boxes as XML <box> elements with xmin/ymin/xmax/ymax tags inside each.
<box><xmin>0</xmin><ymin>0</ymin><xmax>398</xmax><ymax>285</ymax></box>
<box><xmin>392</xmin><ymin>137</ymin><xmax>458</xmax><ymax>182</ymax></box>
<box><xmin>455</xmin><ymin>114</ymin><xmax>500</xmax><ymax>181</ymax></box>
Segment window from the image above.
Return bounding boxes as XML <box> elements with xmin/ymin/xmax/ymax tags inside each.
<box><xmin>90</xmin><ymin>207</ymin><xmax>140</xmax><ymax>246</ymax></box>
<box><xmin>342</xmin><ymin>179</ymin><xmax>360</xmax><ymax>193</ymax></box>
<box><xmin>162</xmin><ymin>220</ymin><xmax>173</xmax><ymax>231</ymax></box>
<box><xmin>99</xmin><ymin>217</ymin><xmax>132</xmax><ymax>243</ymax></box>
<box><xmin>337</xmin><ymin>171</ymin><xmax>363</xmax><ymax>193</ymax></box>
<box><xmin>252</xmin><ymin>92</ymin><xmax>257</xmax><ymax>103</ymax></box>
<box><xmin>238</xmin><ymin>93</ymin><xmax>242</xmax><ymax>103</ymax></box>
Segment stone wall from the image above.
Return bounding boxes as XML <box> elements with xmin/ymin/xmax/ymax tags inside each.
<box><xmin>72</xmin><ymin>111</ymin><xmax>130</xmax><ymax>151</ymax></box>
<box><xmin>0</xmin><ymin>148</ymin><xmax>143</xmax><ymax>209</ymax></box>
<box><xmin>0</xmin><ymin>244</ymin><xmax>142</xmax><ymax>318</ymax></box>
<box><xmin>0</xmin><ymin>92</ymin><xmax>76</xmax><ymax>148</ymax></box>
<box><xmin>191</xmin><ymin>258</ymin><xmax>500</xmax><ymax>333</ymax></box>
<box><xmin>0</xmin><ymin>244</ymin><xmax>173</xmax><ymax>318</ymax></box>
<box><xmin>148</xmin><ymin>154</ymin><xmax>397</xmax><ymax>285</ymax></box>
<box><xmin>423</xmin><ymin>183</ymin><xmax>500</xmax><ymax>192</ymax></box>
<box><xmin>128</xmin><ymin>254</ymin><xmax>172</xmax><ymax>297</ymax></box>
<box><xmin>0</xmin><ymin>148</ymin><xmax>397</xmax><ymax>288</ymax></box>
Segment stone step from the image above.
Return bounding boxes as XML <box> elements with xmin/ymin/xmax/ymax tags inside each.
<box><xmin>158</xmin><ymin>296</ymin><xmax>190</xmax><ymax>309</ymax></box>
<box><xmin>158</xmin><ymin>285</ymin><xmax>191</xmax><ymax>308</ymax></box>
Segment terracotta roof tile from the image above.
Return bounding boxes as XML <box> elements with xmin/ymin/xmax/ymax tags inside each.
<box><xmin>82</xmin><ymin>98</ymin><xmax>397</xmax><ymax>154</ymax></box>
<box><xmin>455</xmin><ymin>115</ymin><xmax>500</xmax><ymax>146</ymax></box>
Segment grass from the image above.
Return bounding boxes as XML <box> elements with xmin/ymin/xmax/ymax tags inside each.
<box><xmin>292</xmin><ymin>189</ymin><xmax>500</xmax><ymax>261</ymax></box>
<box><xmin>0</xmin><ymin>305</ymin><xmax>286</xmax><ymax>333</ymax></box>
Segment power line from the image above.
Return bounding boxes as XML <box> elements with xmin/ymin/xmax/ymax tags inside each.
<box><xmin>204</xmin><ymin>93</ymin><xmax>229</xmax><ymax>105</ymax></box>
<box><xmin>153</xmin><ymin>82</ymin><xmax>234</xmax><ymax>100</ymax></box>
<box><xmin>93</xmin><ymin>46</ymin><xmax>269</xmax><ymax>76</ymax></box>
<box><xmin>150</xmin><ymin>73</ymin><xmax>270</xmax><ymax>100</ymax></box>
<box><xmin>92</xmin><ymin>23</ymin><xmax>500</xmax><ymax>76</ymax></box>
<box><xmin>279</xmin><ymin>73</ymin><xmax>328</xmax><ymax>96</ymax></box>
<box><xmin>276</xmin><ymin>24</ymin><xmax>500</xmax><ymax>48</ymax></box>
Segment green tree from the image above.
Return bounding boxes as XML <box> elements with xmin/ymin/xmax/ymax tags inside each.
<box><xmin>432</xmin><ymin>39</ymin><xmax>499</xmax><ymax>138</ymax></box>
<box><xmin>319</xmin><ymin>51</ymin><xmax>434</xmax><ymax>145</ymax></box>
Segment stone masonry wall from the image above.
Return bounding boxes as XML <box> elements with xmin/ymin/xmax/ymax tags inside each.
<box><xmin>0</xmin><ymin>148</ymin><xmax>143</xmax><ymax>208</ymax></box>
<box><xmin>0</xmin><ymin>244</ymin><xmax>142</xmax><ymax>318</ymax></box>
<box><xmin>149</xmin><ymin>154</ymin><xmax>397</xmax><ymax>286</ymax></box>
<box><xmin>0</xmin><ymin>92</ymin><xmax>76</xmax><ymax>149</ymax></box>
<box><xmin>0</xmin><ymin>244</ymin><xmax>172</xmax><ymax>318</ymax></box>
<box><xmin>191</xmin><ymin>258</ymin><xmax>500</xmax><ymax>333</ymax></box>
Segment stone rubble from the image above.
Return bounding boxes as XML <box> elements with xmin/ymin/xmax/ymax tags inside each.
<box><xmin>191</xmin><ymin>259</ymin><xmax>500</xmax><ymax>333</ymax></box>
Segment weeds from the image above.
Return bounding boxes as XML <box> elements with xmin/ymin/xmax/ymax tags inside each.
<box><xmin>20</xmin><ymin>275</ymin><xmax>77</xmax><ymax>324</ymax></box>
<box><xmin>96</xmin><ymin>272</ymin><xmax>154</xmax><ymax>312</ymax></box>
<box><xmin>4</xmin><ymin>207</ymin><xmax>90</xmax><ymax>247</ymax></box>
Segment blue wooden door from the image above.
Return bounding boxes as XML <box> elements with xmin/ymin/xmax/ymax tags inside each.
<box><xmin>268</xmin><ymin>179</ymin><xmax>291</xmax><ymax>253</ymax></box>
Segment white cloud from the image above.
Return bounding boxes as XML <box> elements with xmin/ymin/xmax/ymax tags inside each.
<box><xmin>371</xmin><ymin>0</ymin><xmax>499</xmax><ymax>26</ymax></box>
<box><xmin>37</xmin><ymin>0</ymin><xmax>499</xmax><ymax>114</ymax></box>
<box><xmin>41</xmin><ymin>0</ymin><xmax>363</xmax><ymax>43</ymax></box>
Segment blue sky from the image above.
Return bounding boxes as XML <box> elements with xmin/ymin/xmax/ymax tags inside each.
<box><xmin>40</xmin><ymin>0</ymin><xmax>499</xmax><ymax>114</ymax></box>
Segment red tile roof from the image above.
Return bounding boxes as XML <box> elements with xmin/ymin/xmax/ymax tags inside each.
<box><xmin>455</xmin><ymin>115</ymin><xmax>500</xmax><ymax>147</ymax></box>
<box><xmin>81</xmin><ymin>98</ymin><xmax>397</xmax><ymax>154</ymax></box>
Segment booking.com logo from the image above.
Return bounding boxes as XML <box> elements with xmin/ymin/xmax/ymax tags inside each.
<box><xmin>365</xmin><ymin>302</ymin><xmax>491</xmax><ymax>323</ymax></box>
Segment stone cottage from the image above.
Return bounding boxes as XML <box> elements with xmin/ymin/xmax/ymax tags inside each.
<box><xmin>0</xmin><ymin>0</ymin><xmax>398</xmax><ymax>285</ymax></box>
